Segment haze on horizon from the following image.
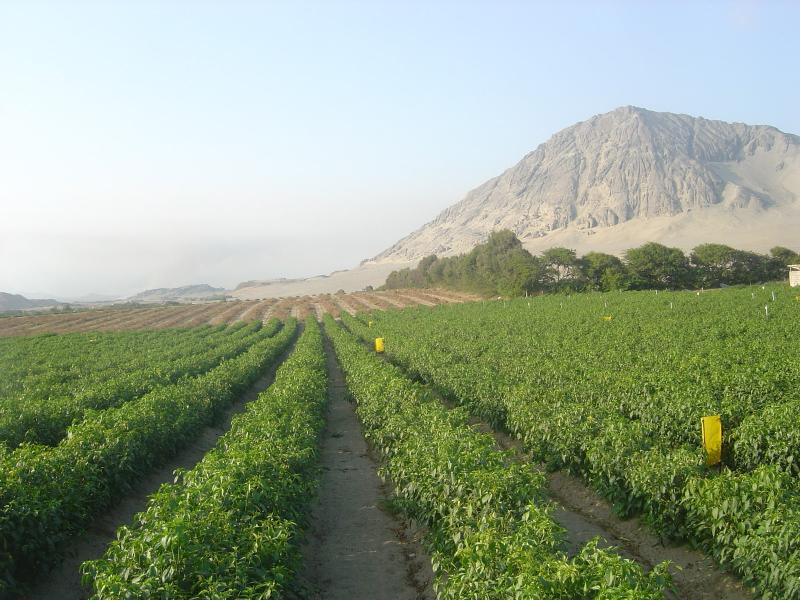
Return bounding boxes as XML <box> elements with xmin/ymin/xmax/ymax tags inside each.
<box><xmin>1</xmin><ymin>0</ymin><xmax>799</xmax><ymax>299</ymax></box>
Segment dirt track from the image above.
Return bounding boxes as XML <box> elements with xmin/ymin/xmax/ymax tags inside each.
<box><xmin>297</xmin><ymin>336</ymin><xmax>433</xmax><ymax>599</ymax></box>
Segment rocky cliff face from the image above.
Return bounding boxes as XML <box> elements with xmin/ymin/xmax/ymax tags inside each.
<box><xmin>369</xmin><ymin>106</ymin><xmax>800</xmax><ymax>261</ymax></box>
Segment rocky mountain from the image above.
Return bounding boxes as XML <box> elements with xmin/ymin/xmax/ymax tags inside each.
<box><xmin>367</xmin><ymin>106</ymin><xmax>800</xmax><ymax>262</ymax></box>
<box><xmin>0</xmin><ymin>292</ymin><xmax>62</xmax><ymax>312</ymax></box>
<box><xmin>128</xmin><ymin>284</ymin><xmax>227</xmax><ymax>303</ymax></box>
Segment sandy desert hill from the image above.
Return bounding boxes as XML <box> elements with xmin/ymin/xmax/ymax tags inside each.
<box><xmin>234</xmin><ymin>106</ymin><xmax>800</xmax><ymax>298</ymax></box>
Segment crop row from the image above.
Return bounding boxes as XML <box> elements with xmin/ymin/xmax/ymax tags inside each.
<box><xmin>83</xmin><ymin>317</ymin><xmax>327</xmax><ymax>598</ymax></box>
<box><xmin>0</xmin><ymin>321</ymin><xmax>275</xmax><ymax>449</ymax></box>
<box><xmin>324</xmin><ymin>316</ymin><xmax>670</xmax><ymax>599</ymax></box>
<box><xmin>1</xmin><ymin>323</ymin><xmax>226</xmax><ymax>400</ymax></box>
<box><xmin>345</xmin><ymin>286</ymin><xmax>800</xmax><ymax>597</ymax></box>
<box><xmin>0</xmin><ymin>319</ymin><xmax>297</xmax><ymax>596</ymax></box>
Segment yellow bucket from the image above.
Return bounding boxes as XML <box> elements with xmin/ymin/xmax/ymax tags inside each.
<box><xmin>375</xmin><ymin>338</ymin><xmax>385</xmax><ymax>353</ymax></box>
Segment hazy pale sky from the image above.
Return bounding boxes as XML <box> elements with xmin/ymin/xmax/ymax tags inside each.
<box><xmin>1</xmin><ymin>0</ymin><xmax>798</xmax><ymax>298</ymax></box>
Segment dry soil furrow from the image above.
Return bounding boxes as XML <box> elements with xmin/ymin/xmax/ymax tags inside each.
<box><xmin>48</xmin><ymin>312</ymin><xmax>129</xmax><ymax>335</ymax></box>
<box><xmin>23</xmin><ymin>310</ymin><xmax>114</xmax><ymax>334</ymax></box>
<box><xmin>0</xmin><ymin>316</ymin><xmax>49</xmax><ymax>336</ymax></box>
<box><xmin>175</xmin><ymin>302</ymin><xmax>231</xmax><ymax>328</ymax></box>
<box><xmin>334</xmin><ymin>295</ymin><xmax>359</xmax><ymax>316</ymax></box>
<box><xmin>297</xmin><ymin>336</ymin><xmax>433</xmax><ymax>600</ymax></box>
<box><xmin>428</xmin><ymin>289</ymin><xmax>479</xmax><ymax>302</ymax></box>
<box><xmin>116</xmin><ymin>306</ymin><xmax>189</xmax><ymax>330</ymax></box>
<box><xmin>79</xmin><ymin>308</ymin><xmax>157</xmax><ymax>332</ymax></box>
<box><xmin>235</xmin><ymin>299</ymin><xmax>268</xmax><ymax>322</ymax></box>
<box><xmin>224</xmin><ymin>301</ymin><xmax>262</xmax><ymax>323</ymax></box>
<box><xmin>411</xmin><ymin>290</ymin><xmax>459</xmax><ymax>304</ymax></box>
<box><xmin>372</xmin><ymin>292</ymin><xmax>407</xmax><ymax>309</ymax></box>
<box><xmin>350</xmin><ymin>294</ymin><xmax>381</xmax><ymax>311</ymax></box>
<box><xmin>254</xmin><ymin>299</ymin><xmax>277</xmax><ymax>322</ymax></box>
<box><xmin>315</xmin><ymin>296</ymin><xmax>341</xmax><ymax>318</ymax></box>
<box><xmin>132</xmin><ymin>306</ymin><xmax>198</xmax><ymax>330</ymax></box>
<box><xmin>267</xmin><ymin>298</ymin><xmax>293</xmax><ymax>321</ymax></box>
<box><xmin>395</xmin><ymin>292</ymin><xmax>436</xmax><ymax>307</ymax></box>
<box><xmin>136</xmin><ymin>304</ymin><xmax>209</xmax><ymax>330</ymax></box>
<box><xmin>25</xmin><ymin>328</ymin><xmax>301</xmax><ymax>600</ymax></box>
<box><xmin>312</xmin><ymin>302</ymin><xmax>327</xmax><ymax>321</ymax></box>
<box><xmin>198</xmin><ymin>302</ymin><xmax>236</xmax><ymax>325</ymax></box>
<box><xmin>209</xmin><ymin>301</ymin><xmax>248</xmax><ymax>325</ymax></box>
<box><xmin>342</xmin><ymin>296</ymin><xmax>372</xmax><ymax>312</ymax></box>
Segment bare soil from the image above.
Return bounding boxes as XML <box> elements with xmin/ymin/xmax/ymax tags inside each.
<box><xmin>333</xmin><ymin>294</ymin><xmax>359</xmax><ymax>316</ymax></box>
<box><xmin>296</xmin><ymin>336</ymin><xmax>434</xmax><ymax>600</ymax></box>
<box><xmin>24</xmin><ymin>330</ymin><xmax>299</xmax><ymax>600</ymax></box>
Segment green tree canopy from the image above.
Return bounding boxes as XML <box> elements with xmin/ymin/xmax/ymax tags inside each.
<box><xmin>625</xmin><ymin>243</ymin><xmax>691</xmax><ymax>290</ymax></box>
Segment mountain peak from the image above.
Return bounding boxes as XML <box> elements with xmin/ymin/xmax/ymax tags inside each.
<box><xmin>368</xmin><ymin>108</ymin><xmax>800</xmax><ymax>263</ymax></box>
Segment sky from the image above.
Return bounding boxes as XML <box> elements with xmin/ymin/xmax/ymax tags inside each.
<box><xmin>1</xmin><ymin>0</ymin><xmax>799</xmax><ymax>298</ymax></box>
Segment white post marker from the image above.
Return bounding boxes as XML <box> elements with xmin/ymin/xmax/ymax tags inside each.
<box><xmin>765</xmin><ymin>305</ymin><xmax>769</xmax><ymax>319</ymax></box>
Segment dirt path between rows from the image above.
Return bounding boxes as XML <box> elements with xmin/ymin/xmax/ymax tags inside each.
<box><xmin>296</xmin><ymin>336</ymin><xmax>434</xmax><ymax>600</ymax></box>
<box><xmin>26</xmin><ymin>329</ymin><xmax>300</xmax><ymax>600</ymax></box>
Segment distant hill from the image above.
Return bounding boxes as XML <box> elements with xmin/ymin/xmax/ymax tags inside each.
<box><xmin>0</xmin><ymin>292</ymin><xmax>62</xmax><ymax>312</ymax></box>
<box><xmin>366</xmin><ymin>106</ymin><xmax>800</xmax><ymax>263</ymax></box>
<box><xmin>128</xmin><ymin>284</ymin><xmax>227</xmax><ymax>303</ymax></box>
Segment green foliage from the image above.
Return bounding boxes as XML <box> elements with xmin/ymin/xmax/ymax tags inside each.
<box><xmin>83</xmin><ymin>318</ymin><xmax>326</xmax><ymax>598</ymax></box>
<box><xmin>0</xmin><ymin>320</ymin><xmax>297</xmax><ymax>594</ymax></box>
<box><xmin>324</xmin><ymin>316</ymin><xmax>669</xmax><ymax>598</ymax></box>
<box><xmin>385</xmin><ymin>230</ymin><xmax>544</xmax><ymax>296</ymax></box>
<box><xmin>345</xmin><ymin>284</ymin><xmax>800</xmax><ymax>598</ymax></box>
<box><xmin>0</xmin><ymin>321</ymin><xmax>276</xmax><ymax>449</ymax></box>
<box><xmin>583</xmin><ymin>252</ymin><xmax>627</xmax><ymax>291</ymax></box>
<box><xmin>683</xmin><ymin>466</ymin><xmax>800</xmax><ymax>599</ymax></box>
<box><xmin>625</xmin><ymin>242</ymin><xmax>691</xmax><ymax>290</ymax></box>
<box><xmin>384</xmin><ymin>230</ymin><xmax>796</xmax><ymax>296</ymax></box>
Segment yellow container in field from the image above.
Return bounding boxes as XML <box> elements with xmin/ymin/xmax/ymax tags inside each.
<box><xmin>375</xmin><ymin>337</ymin><xmax>385</xmax><ymax>353</ymax></box>
<box><xmin>368</xmin><ymin>321</ymin><xmax>374</xmax><ymax>328</ymax></box>
<box><xmin>701</xmin><ymin>415</ymin><xmax>722</xmax><ymax>466</ymax></box>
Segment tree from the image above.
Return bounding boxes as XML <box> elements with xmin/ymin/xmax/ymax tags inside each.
<box><xmin>625</xmin><ymin>243</ymin><xmax>691</xmax><ymax>290</ymax></box>
<box><xmin>691</xmin><ymin>243</ymin><xmax>738</xmax><ymax>287</ymax></box>
<box><xmin>769</xmin><ymin>246</ymin><xmax>800</xmax><ymax>267</ymax></box>
<box><xmin>581</xmin><ymin>252</ymin><xmax>627</xmax><ymax>291</ymax></box>
<box><xmin>540</xmin><ymin>247</ymin><xmax>584</xmax><ymax>291</ymax></box>
<box><xmin>767</xmin><ymin>246</ymin><xmax>800</xmax><ymax>281</ymax></box>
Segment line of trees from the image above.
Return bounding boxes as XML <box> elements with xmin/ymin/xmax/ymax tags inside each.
<box><xmin>383</xmin><ymin>230</ymin><xmax>800</xmax><ymax>296</ymax></box>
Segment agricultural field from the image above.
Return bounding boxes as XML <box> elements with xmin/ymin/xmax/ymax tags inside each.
<box><xmin>0</xmin><ymin>288</ymin><xmax>476</xmax><ymax>336</ymax></box>
<box><xmin>343</xmin><ymin>283</ymin><xmax>800</xmax><ymax>599</ymax></box>
<box><xmin>0</xmin><ymin>284</ymin><xmax>795</xmax><ymax>599</ymax></box>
